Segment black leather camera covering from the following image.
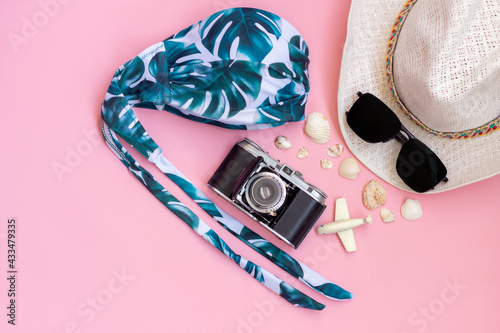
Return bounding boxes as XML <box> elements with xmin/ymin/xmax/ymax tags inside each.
<box><xmin>207</xmin><ymin>144</ymin><xmax>258</xmax><ymax>197</ymax></box>
<box><xmin>208</xmin><ymin>141</ymin><xmax>326</xmax><ymax>248</ymax></box>
<box><xmin>273</xmin><ymin>190</ymin><xmax>326</xmax><ymax>248</ymax></box>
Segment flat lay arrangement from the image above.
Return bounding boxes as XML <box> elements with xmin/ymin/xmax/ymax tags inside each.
<box><xmin>101</xmin><ymin>7</ymin><xmax>353</xmax><ymax>309</ymax></box>
<box><xmin>3</xmin><ymin>0</ymin><xmax>500</xmax><ymax>331</ymax></box>
<box><xmin>100</xmin><ymin>0</ymin><xmax>500</xmax><ymax>311</ymax></box>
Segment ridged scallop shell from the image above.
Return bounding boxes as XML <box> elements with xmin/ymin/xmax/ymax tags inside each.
<box><xmin>304</xmin><ymin>112</ymin><xmax>330</xmax><ymax>144</ymax></box>
<box><xmin>328</xmin><ymin>144</ymin><xmax>344</xmax><ymax>157</ymax></box>
<box><xmin>362</xmin><ymin>180</ymin><xmax>386</xmax><ymax>210</ymax></box>
<box><xmin>296</xmin><ymin>147</ymin><xmax>309</xmax><ymax>159</ymax></box>
<box><xmin>338</xmin><ymin>158</ymin><xmax>361</xmax><ymax>180</ymax></box>
<box><xmin>401</xmin><ymin>199</ymin><xmax>423</xmax><ymax>221</ymax></box>
<box><xmin>380</xmin><ymin>208</ymin><xmax>395</xmax><ymax>223</ymax></box>
<box><xmin>274</xmin><ymin>136</ymin><xmax>291</xmax><ymax>150</ymax></box>
<box><xmin>320</xmin><ymin>159</ymin><xmax>333</xmax><ymax>169</ymax></box>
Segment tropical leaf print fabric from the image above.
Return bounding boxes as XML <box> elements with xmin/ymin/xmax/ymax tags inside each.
<box><xmin>101</xmin><ymin>124</ymin><xmax>327</xmax><ymax>310</ymax></box>
<box><xmin>102</xmin><ymin>7</ymin><xmax>310</xmax><ymax>159</ymax></box>
<box><xmin>101</xmin><ymin>7</ymin><xmax>351</xmax><ymax>309</ymax></box>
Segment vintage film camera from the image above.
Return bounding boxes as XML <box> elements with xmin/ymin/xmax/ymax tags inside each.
<box><xmin>207</xmin><ymin>138</ymin><xmax>327</xmax><ymax>248</ymax></box>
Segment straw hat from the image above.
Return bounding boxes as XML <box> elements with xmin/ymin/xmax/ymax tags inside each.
<box><xmin>338</xmin><ymin>0</ymin><xmax>500</xmax><ymax>193</ymax></box>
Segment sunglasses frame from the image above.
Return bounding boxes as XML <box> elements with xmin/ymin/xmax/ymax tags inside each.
<box><xmin>346</xmin><ymin>92</ymin><xmax>448</xmax><ymax>192</ymax></box>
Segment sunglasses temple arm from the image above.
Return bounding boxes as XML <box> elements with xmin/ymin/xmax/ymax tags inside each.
<box><xmin>400</xmin><ymin>124</ymin><xmax>417</xmax><ymax>140</ymax></box>
<box><xmin>397</xmin><ymin>125</ymin><xmax>449</xmax><ymax>185</ymax></box>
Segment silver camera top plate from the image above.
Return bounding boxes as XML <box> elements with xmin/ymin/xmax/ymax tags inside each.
<box><xmin>238</xmin><ymin>138</ymin><xmax>327</xmax><ymax>205</ymax></box>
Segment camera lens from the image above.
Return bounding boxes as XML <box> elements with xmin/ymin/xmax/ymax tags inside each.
<box><xmin>245</xmin><ymin>172</ymin><xmax>286</xmax><ymax>214</ymax></box>
<box><xmin>253</xmin><ymin>179</ymin><xmax>279</xmax><ymax>205</ymax></box>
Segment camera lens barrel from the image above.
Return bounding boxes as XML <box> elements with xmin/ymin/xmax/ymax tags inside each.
<box><xmin>245</xmin><ymin>172</ymin><xmax>287</xmax><ymax>214</ymax></box>
<box><xmin>207</xmin><ymin>138</ymin><xmax>327</xmax><ymax>249</ymax></box>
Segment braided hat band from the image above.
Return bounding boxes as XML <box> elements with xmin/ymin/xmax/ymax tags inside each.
<box><xmin>387</xmin><ymin>0</ymin><xmax>500</xmax><ymax>139</ymax></box>
<box><xmin>339</xmin><ymin>0</ymin><xmax>500</xmax><ymax>192</ymax></box>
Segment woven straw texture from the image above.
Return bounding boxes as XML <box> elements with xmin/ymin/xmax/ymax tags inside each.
<box><xmin>338</xmin><ymin>0</ymin><xmax>500</xmax><ymax>193</ymax></box>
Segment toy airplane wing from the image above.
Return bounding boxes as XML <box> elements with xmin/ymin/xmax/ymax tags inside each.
<box><xmin>335</xmin><ymin>198</ymin><xmax>357</xmax><ymax>252</ymax></box>
<box><xmin>316</xmin><ymin>198</ymin><xmax>372</xmax><ymax>252</ymax></box>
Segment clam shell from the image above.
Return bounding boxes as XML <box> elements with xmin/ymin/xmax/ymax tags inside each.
<box><xmin>401</xmin><ymin>199</ymin><xmax>423</xmax><ymax>221</ymax></box>
<box><xmin>297</xmin><ymin>147</ymin><xmax>309</xmax><ymax>159</ymax></box>
<box><xmin>328</xmin><ymin>144</ymin><xmax>344</xmax><ymax>157</ymax></box>
<box><xmin>380</xmin><ymin>208</ymin><xmax>395</xmax><ymax>223</ymax></box>
<box><xmin>362</xmin><ymin>180</ymin><xmax>386</xmax><ymax>210</ymax></box>
<box><xmin>320</xmin><ymin>158</ymin><xmax>333</xmax><ymax>169</ymax></box>
<box><xmin>304</xmin><ymin>112</ymin><xmax>330</xmax><ymax>144</ymax></box>
<box><xmin>274</xmin><ymin>136</ymin><xmax>291</xmax><ymax>150</ymax></box>
<box><xmin>338</xmin><ymin>158</ymin><xmax>361</xmax><ymax>180</ymax></box>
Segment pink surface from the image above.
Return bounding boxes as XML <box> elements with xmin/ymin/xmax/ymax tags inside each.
<box><xmin>1</xmin><ymin>0</ymin><xmax>500</xmax><ymax>332</ymax></box>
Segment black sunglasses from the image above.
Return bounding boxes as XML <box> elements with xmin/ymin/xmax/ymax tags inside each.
<box><xmin>346</xmin><ymin>92</ymin><xmax>448</xmax><ymax>193</ymax></box>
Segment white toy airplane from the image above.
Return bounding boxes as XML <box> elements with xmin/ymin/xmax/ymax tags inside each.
<box><xmin>316</xmin><ymin>198</ymin><xmax>372</xmax><ymax>252</ymax></box>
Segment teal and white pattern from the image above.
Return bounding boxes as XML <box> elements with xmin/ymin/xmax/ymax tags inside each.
<box><xmin>102</xmin><ymin>123</ymin><xmax>325</xmax><ymax>310</ymax></box>
<box><xmin>101</xmin><ymin>7</ymin><xmax>351</xmax><ymax>309</ymax></box>
<box><xmin>149</xmin><ymin>148</ymin><xmax>352</xmax><ymax>301</ymax></box>
<box><xmin>101</xmin><ymin>7</ymin><xmax>310</xmax><ymax>159</ymax></box>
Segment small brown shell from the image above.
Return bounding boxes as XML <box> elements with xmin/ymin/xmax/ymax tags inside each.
<box><xmin>274</xmin><ymin>136</ymin><xmax>291</xmax><ymax>150</ymax></box>
<box><xmin>296</xmin><ymin>147</ymin><xmax>309</xmax><ymax>159</ymax></box>
<box><xmin>320</xmin><ymin>159</ymin><xmax>333</xmax><ymax>169</ymax></box>
<box><xmin>362</xmin><ymin>180</ymin><xmax>386</xmax><ymax>210</ymax></box>
<box><xmin>328</xmin><ymin>144</ymin><xmax>344</xmax><ymax>157</ymax></box>
<box><xmin>380</xmin><ymin>207</ymin><xmax>395</xmax><ymax>223</ymax></box>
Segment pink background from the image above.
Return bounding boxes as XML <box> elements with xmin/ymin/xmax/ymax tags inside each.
<box><xmin>1</xmin><ymin>0</ymin><xmax>500</xmax><ymax>332</ymax></box>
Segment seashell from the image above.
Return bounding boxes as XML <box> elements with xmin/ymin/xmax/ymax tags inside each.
<box><xmin>401</xmin><ymin>199</ymin><xmax>423</xmax><ymax>221</ymax></box>
<box><xmin>304</xmin><ymin>112</ymin><xmax>331</xmax><ymax>144</ymax></box>
<box><xmin>296</xmin><ymin>147</ymin><xmax>309</xmax><ymax>159</ymax></box>
<box><xmin>274</xmin><ymin>136</ymin><xmax>291</xmax><ymax>150</ymax></box>
<box><xmin>380</xmin><ymin>208</ymin><xmax>395</xmax><ymax>223</ymax></box>
<box><xmin>338</xmin><ymin>158</ymin><xmax>361</xmax><ymax>180</ymax></box>
<box><xmin>362</xmin><ymin>180</ymin><xmax>386</xmax><ymax>210</ymax></box>
<box><xmin>320</xmin><ymin>159</ymin><xmax>333</xmax><ymax>170</ymax></box>
<box><xmin>328</xmin><ymin>144</ymin><xmax>344</xmax><ymax>157</ymax></box>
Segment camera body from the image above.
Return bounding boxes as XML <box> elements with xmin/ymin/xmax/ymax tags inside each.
<box><xmin>207</xmin><ymin>138</ymin><xmax>327</xmax><ymax>249</ymax></box>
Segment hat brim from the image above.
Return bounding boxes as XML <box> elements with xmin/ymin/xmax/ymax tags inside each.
<box><xmin>338</xmin><ymin>0</ymin><xmax>500</xmax><ymax>193</ymax></box>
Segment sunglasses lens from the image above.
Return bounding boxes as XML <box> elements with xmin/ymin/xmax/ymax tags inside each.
<box><xmin>346</xmin><ymin>93</ymin><xmax>402</xmax><ymax>143</ymax></box>
<box><xmin>397</xmin><ymin>139</ymin><xmax>448</xmax><ymax>193</ymax></box>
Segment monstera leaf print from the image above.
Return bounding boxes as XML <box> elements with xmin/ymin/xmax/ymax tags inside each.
<box><xmin>200</xmin><ymin>8</ymin><xmax>283</xmax><ymax>62</ymax></box>
<box><xmin>139</xmin><ymin>51</ymin><xmax>171</xmax><ymax>104</ymax></box>
<box><xmin>287</xmin><ymin>35</ymin><xmax>310</xmax><ymax>85</ymax></box>
<box><xmin>169</xmin><ymin>174</ymin><xmax>222</xmax><ymax>217</ymax></box>
<box><xmin>257</xmin><ymin>87</ymin><xmax>307</xmax><ymax>124</ymax></box>
<box><xmin>245</xmin><ymin>236</ymin><xmax>305</xmax><ymax>276</ymax></box>
<box><xmin>118</xmin><ymin>57</ymin><xmax>147</xmax><ymax>101</ymax></box>
<box><xmin>169</xmin><ymin>60</ymin><xmax>263</xmax><ymax>119</ymax></box>
<box><xmin>164</xmin><ymin>38</ymin><xmax>204</xmax><ymax>67</ymax></box>
<box><xmin>105</xmin><ymin>7</ymin><xmax>309</xmax><ymax>129</ymax></box>
<box><xmin>279</xmin><ymin>283</ymin><xmax>325</xmax><ymax>310</ymax></box>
